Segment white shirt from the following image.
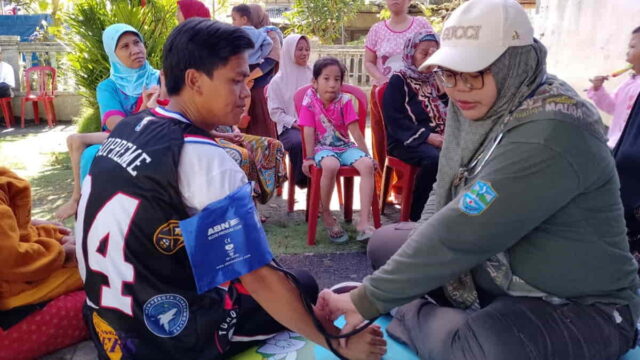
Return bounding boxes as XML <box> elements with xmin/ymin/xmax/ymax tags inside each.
<box><xmin>0</xmin><ymin>61</ymin><xmax>15</xmax><ymax>88</ymax></box>
<box><xmin>178</xmin><ymin>138</ymin><xmax>248</xmax><ymax>215</ymax></box>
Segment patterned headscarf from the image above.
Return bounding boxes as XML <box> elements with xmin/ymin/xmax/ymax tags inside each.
<box><xmin>396</xmin><ymin>29</ymin><xmax>447</xmax><ymax>135</ymax></box>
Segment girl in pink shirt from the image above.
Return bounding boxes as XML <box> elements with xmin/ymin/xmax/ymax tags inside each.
<box><xmin>588</xmin><ymin>26</ymin><xmax>640</xmax><ymax>148</ymax></box>
<box><xmin>300</xmin><ymin>58</ymin><xmax>375</xmax><ymax>243</ymax></box>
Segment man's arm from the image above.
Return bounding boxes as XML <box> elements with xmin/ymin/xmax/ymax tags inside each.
<box><xmin>241</xmin><ymin>266</ymin><xmax>386</xmax><ymax>359</ymax></box>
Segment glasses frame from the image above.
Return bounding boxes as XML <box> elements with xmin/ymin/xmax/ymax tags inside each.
<box><xmin>434</xmin><ymin>68</ymin><xmax>490</xmax><ymax>90</ymax></box>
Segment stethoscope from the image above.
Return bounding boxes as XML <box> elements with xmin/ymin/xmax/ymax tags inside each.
<box><xmin>452</xmin><ymin>75</ymin><xmax>548</xmax><ymax>188</ymax></box>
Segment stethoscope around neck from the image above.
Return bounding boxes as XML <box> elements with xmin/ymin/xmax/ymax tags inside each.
<box><xmin>452</xmin><ymin>75</ymin><xmax>548</xmax><ymax>188</ymax></box>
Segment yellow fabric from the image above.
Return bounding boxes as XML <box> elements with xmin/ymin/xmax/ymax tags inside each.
<box><xmin>0</xmin><ymin>167</ymin><xmax>82</xmax><ymax>310</ymax></box>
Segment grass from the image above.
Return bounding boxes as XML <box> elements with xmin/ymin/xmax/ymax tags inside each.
<box><xmin>264</xmin><ymin>218</ymin><xmax>368</xmax><ymax>254</ymax></box>
<box><xmin>0</xmin><ymin>125</ymin><xmax>372</xmax><ymax>255</ymax></box>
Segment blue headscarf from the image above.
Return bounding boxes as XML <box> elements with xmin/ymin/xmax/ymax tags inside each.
<box><xmin>102</xmin><ymin>24</ymin><xmax>159</xmax><ymax>97</ymax></box>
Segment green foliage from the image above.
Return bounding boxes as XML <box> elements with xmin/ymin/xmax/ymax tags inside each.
<box><xmin>63</xmin><ymin>0</ymin><xmax>177</xmax><ymax>132</ymax></box>
<box><xmin>416</xmin><ymin>0</ymin><xmax>466</xmax><ymax>32</ymax></box>
<box><xmin>75</xmin><ymin>106</ymin><xmax>101</xmax><ymax>133</ymax></box>
<box><xmin>284</xmin><ymin>0</ymin><xmax>365</xmax><ymax>44</ymax></box>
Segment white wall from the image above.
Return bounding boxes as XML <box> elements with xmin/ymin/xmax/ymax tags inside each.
<box><xmin>531</xmin><ymin>0</ymin><xmax>640</xmax><ymax>124</ymax></box>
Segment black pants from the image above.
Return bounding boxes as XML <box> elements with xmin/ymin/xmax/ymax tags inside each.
<box><xmin>368</xmin><ymin>226</ymin><xmax>637</xmax><ymax>360</ymax></box>
<box><xmin>0</xmin><ymin>82</ymin><xmax>11</xmax><ymax>98</ymax></box>
<box><xmin>388</xmin><ymin>143</ymin><xmax>439</xmax><ymax>221</ymax></box>
<box><xmin>278</xmin><ymin>127</ymin><xmax>308</xmax><ymax>188</ymax></box>
<box><xmin>86</xmin><ymin>268</ymin><xmax>318</xmax><ymax>360</ymax></box>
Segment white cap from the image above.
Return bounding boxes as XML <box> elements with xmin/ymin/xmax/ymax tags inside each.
<box><xmin>420</xmin><ymin>0</ymin><xmax>533</xmax><ymax>72</ymax></box>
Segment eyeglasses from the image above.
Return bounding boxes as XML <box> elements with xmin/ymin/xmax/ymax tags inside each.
<box><xmin>433</xmin><ymin>69</ymin><xmax>489</xmax><ymax>90</ymax></box>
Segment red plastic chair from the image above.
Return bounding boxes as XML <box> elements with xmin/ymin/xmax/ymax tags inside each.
<box><xmin>21</xmin><ymin>66</ymin><xmax>57</xmax><ymax>128</ymax></box>
<box><xmin>294</xmin><ymin>83</ymin><xmax>382</xmax><ymax>245</ymax></box>
<box><xmin>0</xmin><ymin>97</ymin><xmax>13</xmax><ymax>128</ymax></box>
<box><xmin>376</xmin><ymin>82</ymin><xmax>419</xmax><ymax>222</ymax></box>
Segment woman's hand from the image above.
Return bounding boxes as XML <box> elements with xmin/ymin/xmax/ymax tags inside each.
<box><xmin>302</xmin><ymin>159</ymin><xmax>315</xmax><ymax>177</ymax></box>
<box><xmin>427</xmin><ymin>133</ymin><xmax>444</xmax><ymax>148</ymax></box>
<box><xmin>589</xmin><ymin>75</ymin><xmax>609</xmax><ymax>91</ymax></box>
<box><xmin>140</xmin><ymin>85</ymin><xmax>160</xmax><ymax>110</ymax></box>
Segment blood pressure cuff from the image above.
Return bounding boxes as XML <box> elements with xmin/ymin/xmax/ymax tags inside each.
<box><xmin>180</xmin><ymin>182</ymin><xmax>273</xmax><ymax>294</ymax></box>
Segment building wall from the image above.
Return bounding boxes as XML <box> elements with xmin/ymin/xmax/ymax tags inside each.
<box><xmin>531</xmin><ymin>0</ymin><xmax>640</xmax><ymax>124</ymax></box>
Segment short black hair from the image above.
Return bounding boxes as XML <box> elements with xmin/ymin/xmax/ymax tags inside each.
<box><xmin>633</xmin><ymin>26</ymin><xmax>640</xmax><ymax>35</ymax></box>
<box><xmin>312</xmin><ymin>57</ymin><xmax>346</xmax><ymax>83</ymax></box>
<box><xmin>163</xmin><ymin>19</ymin><xmax>254</xmax><ymax>96</ymax></box>
<box><xmin>231</xmin><ymin>4</ymin><xmax>251</xmax><ymax>20</ymax></box>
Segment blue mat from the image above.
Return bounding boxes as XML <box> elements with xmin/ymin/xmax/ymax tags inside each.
<box><xmin>231</xmin><ymin>315</ymin><xmax>640</xmax><ymax>359</ymax></box>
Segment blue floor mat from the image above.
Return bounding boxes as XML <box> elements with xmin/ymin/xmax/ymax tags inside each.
<box><xmin>231</xmin><ymin>315</ymin><xmax>640</xmax><ymax>359</ymax></box>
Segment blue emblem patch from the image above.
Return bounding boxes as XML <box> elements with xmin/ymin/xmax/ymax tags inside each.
<box><xmin>143</xmin><ymin>294</ymin><xmax>189</xmax><ymax>338</ymax></box>
<box><xmin>459</xmin><ymin>181</ymin><xmax>497</xmax><ymax>215</ymax></box>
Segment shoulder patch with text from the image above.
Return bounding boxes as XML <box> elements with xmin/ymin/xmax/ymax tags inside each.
<box><xmin>459</xmin><ymin>181</ymin><xmax>497</xmax><ymax>215</ymax></box>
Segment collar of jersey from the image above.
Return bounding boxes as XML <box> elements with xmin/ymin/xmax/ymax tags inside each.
<box><xmin>152</xmin><ymin>107</ymin><xmax>192</xmax><ymax>124</ymax></box>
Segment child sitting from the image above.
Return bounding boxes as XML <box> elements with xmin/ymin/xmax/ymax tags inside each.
<box><xmin>300</xmin><ymin>57</ymin><xmax>376</xmax><ymax>243</ymax></box>
<box><xmin>588</xmin><ymin>26</ymin><xmax>640</xmax><ymax>148</ymax></box>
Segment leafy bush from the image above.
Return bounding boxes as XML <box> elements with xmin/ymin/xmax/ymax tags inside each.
<box><xmin>63</xmin><ymin>0</ymin><xmax>177</xmax><ymax>132</ymax></box>
<box><xmin>284</xmin><ymin>0</ymin><xmax>364</xmax><ymax>44</ymax></box>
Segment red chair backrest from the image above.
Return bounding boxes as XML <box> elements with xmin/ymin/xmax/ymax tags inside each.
<box><xmin>293</xmin><ymin>83</ymin><xmax>368</xmax><ymax>159</ymax></box>
<box><xmin>23</xmin><ymin>66</ymin><xmax>56</xmax><ymax>98</ymax></box>
<box><xmin>375</xmin><ymin>82</ymin><xmax>389</xmax><ymax>153</ymax></box>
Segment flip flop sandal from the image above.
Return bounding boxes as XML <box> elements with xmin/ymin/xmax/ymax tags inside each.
<box><xmin>356</xmin><ymin>226</ymin><xmax>376</xmax><ymax>242</ymax></box>
<box><xmin>324</xmin><ymin>216</ymin><xmax>349</xmax><ymax>244</ymax></box>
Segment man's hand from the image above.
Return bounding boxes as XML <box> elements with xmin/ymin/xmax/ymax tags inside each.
<box><xmin>589</xmin><ymin>75</ymin><xmax>609</xmax><ymax>91</ymax></box>
<box><xmin>427</xmin><ymin>133</ymin><xmax>444</xmax><ymax>148</ymax></box>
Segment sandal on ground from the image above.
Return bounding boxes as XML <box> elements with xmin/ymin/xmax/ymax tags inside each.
<box><xmin>356</xmin><ymin>226</ymin><xmax>376</xmax><ymax>242</ymax></box>
<box><xmin>324</xmin><ymin>216</ymin><xmax>349</xmax><ymax>244</ymax></box>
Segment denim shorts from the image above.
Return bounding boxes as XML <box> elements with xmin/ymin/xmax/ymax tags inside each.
<box><xmin>314</xmin><ymin>148</ymin><xmax>369</xmax><ymax>167</ymax></box>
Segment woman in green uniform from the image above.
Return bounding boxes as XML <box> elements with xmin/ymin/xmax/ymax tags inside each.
<box><xmin>316</xmin><ymin>1</ymin><xmax>640</xmax><ymax>359</ymax></box>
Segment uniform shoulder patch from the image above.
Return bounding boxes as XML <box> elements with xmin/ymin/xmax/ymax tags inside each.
<box><xmin>459</xmin><ymin>180</ymin><xmax>498</xmax><ymax>215</ymax></box>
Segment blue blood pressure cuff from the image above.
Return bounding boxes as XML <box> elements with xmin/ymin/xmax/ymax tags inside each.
<box><xmin>180</xmin><ymin>182</ymin><xmax>273</xmax><ymax>294</ymax></box>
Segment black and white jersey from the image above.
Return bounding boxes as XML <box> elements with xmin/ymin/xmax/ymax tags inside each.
<box><xmin>75</xmin><ymin>108</ymin><xmax>263</xmax><ymax>359</ymax></box>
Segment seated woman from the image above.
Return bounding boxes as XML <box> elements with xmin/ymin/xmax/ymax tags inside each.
<box><xmin>0</xmin><ymin>167</ymin><xmax>86</xmax><ymax>360</ymax></box>
<box><xmin>317</xmin><ymin>1</ymin><xmax>640</xmax><ymax>359</ymax></box>
<box><xmin>267</xmin><ymin>34</ymin><xmax>312</xmax><ymax>189</ymax></box>
<box><xmin>382</xmin><ymin>30</ymin><xmax>448</xmax><ymax>221</ymax></box>
<box><xmin>614</xmin><ymin>93</ymin><xmax>640</xmax><ymax>268</ymax></box>
<box><xmin>55</xmin><ymin>23</ymin><xmax>160</xmax><ymax>220</ymax></box>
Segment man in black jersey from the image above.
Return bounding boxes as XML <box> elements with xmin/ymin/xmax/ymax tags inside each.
<box><xmin>76</xmin><ymin>18</ymin><xmax>385</xmax><ymax>360</ymax></box>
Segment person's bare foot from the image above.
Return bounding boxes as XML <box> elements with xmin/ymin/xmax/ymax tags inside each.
<box><xmin>54</xmin><ymin>199</ymin><xmax>79</xmax><ymax>221</ymax></box>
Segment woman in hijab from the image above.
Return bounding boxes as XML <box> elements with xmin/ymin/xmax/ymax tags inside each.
<box><xmin>55</xmin><ymin>24</ymin><xmax>160</xmax><ymax>220</ymax></box>
<box><xmin>614</xmin><ymin>94</ymin><xmax>640</xmax><ymax>270</ymax></box>
<box><xmin>317</xmin><ymin>1</ymin><xmax>640</xmax><ymax>359</ymax></box>
<box><xmin>267</xmin><ymin>34</ymin><xmax>312</xmax><ymax>189</ymax></box>
<box><xmin>177</xmin><ymin>0</ymin><xmax>211</xmax><ymax>22</ymax></box>
<box><xmin>382</xmin><ymin>29</ymin><xmax>448</xmax><ymax>221</ymax></box>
